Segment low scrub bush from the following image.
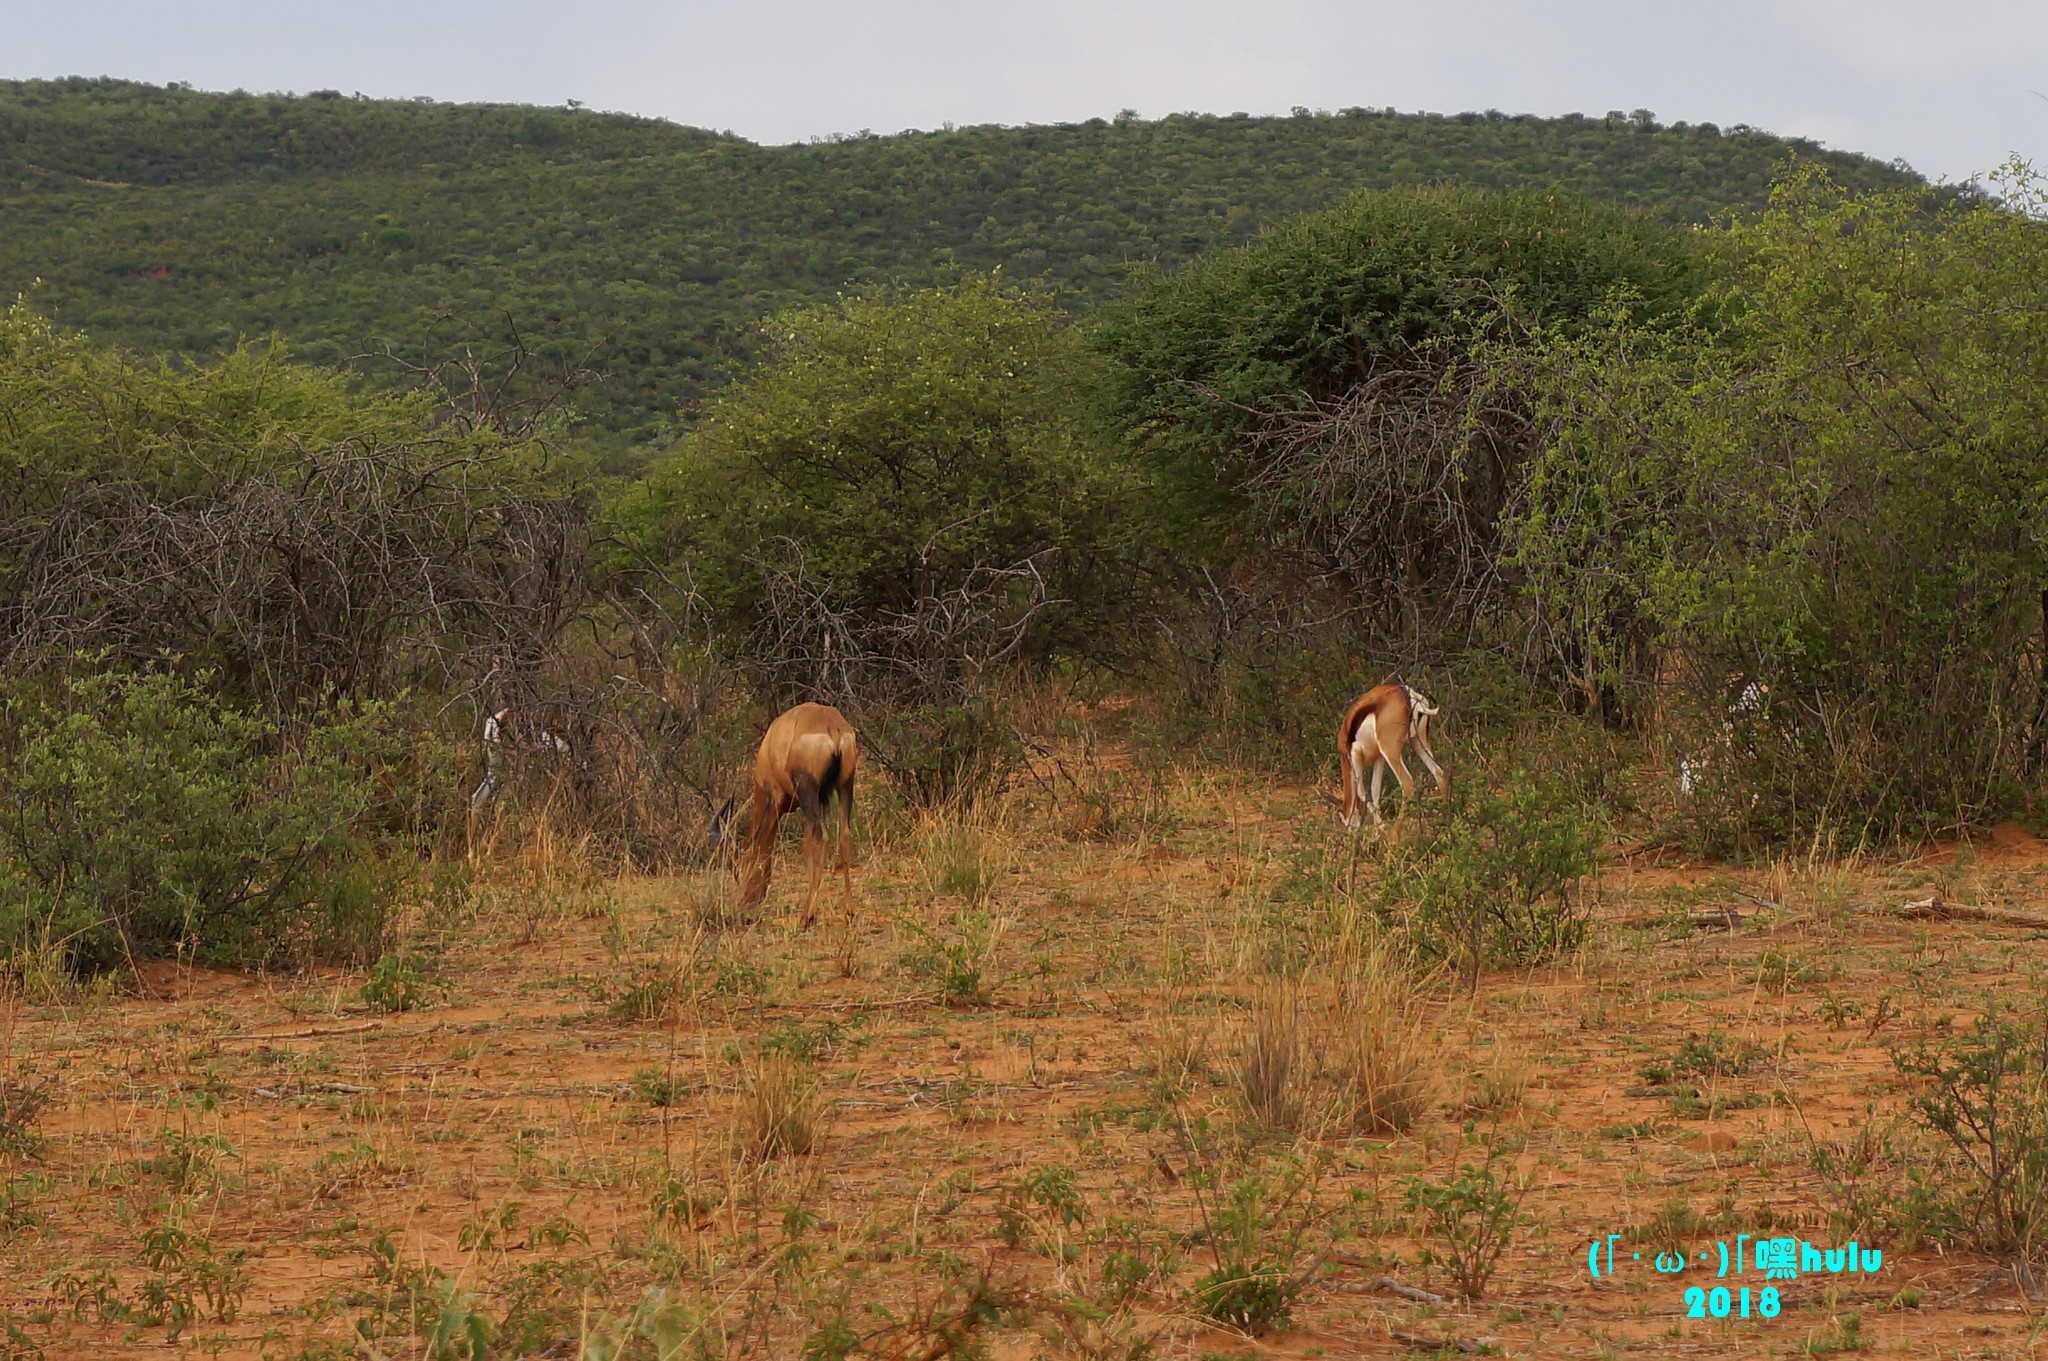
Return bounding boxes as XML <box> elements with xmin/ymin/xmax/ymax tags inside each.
<box><xmin>1371</xmin><ymin>768</ymin><xmax>1600</xmax><ymax>988</ymax></box>
<box><xmin>1405</xmin><ymin>1141</ymin><xmax>1526</xmax><ymax>1299</ymax></box>
<box><xmin>1891</xmin><ymin>994</ymin><xmax>2048</xmax><ymax>1264</ymax></box>
<box><xmin>867</xmin><ymin>702</ymin><xmax>1023</xmax><ymax>809</ymax></box>
<box><xmin>0</xmin><ymin>1070</ymin><xmax>51</xmax><ymax>1159</ymax></box>
<box><xmin>360</xmin><ymin>951</ymin><xmax>442</xmax><ymax>1014</ymax></box>
<box><xmin>1185</xmin><ymin>1154</ymin><xmax>1354</xmax><ymax>1336</ymax></box>
<box><xmin>901</xmin><ymin>910</ymin><xmax>1005</xmax><ymax>1008</ymax></box>
<box><xmin>0</xmin><ymin>669</ymin><xmax>404</xmax><ymax>976</ymax></box>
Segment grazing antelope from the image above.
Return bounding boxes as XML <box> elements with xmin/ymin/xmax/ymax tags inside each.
<box><xmin>1336</xmin><ymin>683</ymin><xmax>1447</xmax><ymax>829</ymax></box>
<box><xmin>470</xmin><ymin>706</ymin><xmax>574</xmax><ymax>809</ymax></box>
<box><xmin>1677</xmin><ymin>675</ymin><xmax>1769</xmax><ymax>797</ymax></box>
<box><xmin>736</xmin><ymin>702</ymin><xmax>857</xmax><ymax>927</ymax></box>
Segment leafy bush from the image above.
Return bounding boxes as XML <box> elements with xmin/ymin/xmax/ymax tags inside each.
<box><xmin>1891</xmin><ymin>994</ymin><xmax>2048</xmax><ymax>1264</ymax></box>
<box><xmin>360</xmin><ymin>952</ymin><xmax>441</xmax><ymax>1013</ymax></box>
<box><xmin>1093</xmin><ymin>185</ymin><xmax>1703</xmax><ymax>611</ymax></box>
<box><xmin>900</xmin><ymin>910</ymin><xmax>1004</xmax><ymax>1008</ymax></box>
<box><xmin>0</xmin><ymin>670</ymin><xmax>400</xmax><ymax>975</ymax></box>
<box><xmin>617</xmin><ymin>275</ymin><xmax>1135</xmax><ymax>691</ymax></box>
<box><xmin>1515</xmin><ymin>164</ymin><xmax>2048</xmax><ymax>843</ymax></box>
<box><xmin>0</xmin><ymin>1071</ymin><xmax>51</xmax><ymax>1159</ymax></box>
<box><xmin>1371</xmin><ymin>769</ymin><xmax>1600</xmax><ymax>988</ymax></box>
<box><xmin>994</xmin><ymin>1164</ymin><xmax>1086</xmax><ymax>1255</ymax></box>
<box><xmin>1186</xmin><ymin>1159</ymin><xmax>1348</xmax><ymax>1336</ymax></box>
<box><xmin>0</xmin><ymin>305</ymin><xmax>590</xmax><ymax>714</ymax></box>
<box><xmin>1405</xmin><ymin>1143</ymin><xmax>1526</xmax><ymax>1299</ymax></box>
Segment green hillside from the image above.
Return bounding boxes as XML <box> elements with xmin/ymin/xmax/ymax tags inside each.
<box><xmin>0</xmin><ymin>77</ymin><xmax>1922</xmax><ymax>444</ymax></box>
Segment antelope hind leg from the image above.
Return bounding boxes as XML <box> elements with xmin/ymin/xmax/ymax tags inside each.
<box><xmin>836</xmin><ymin>793</ymin><xmax>855</xmax><ymax>908</ymax></box>
<box><xmin>1350</xmin><ymin>716</ymin><xmax>1383</xmax><ymax>829</ymax></box>
<box><xmin>792</xmin><ymin>771</ymin><xmax>826</xmax><ymax>929</ymax></box>
<box><xmin>1381</xmin><ymin>745</ymin><xmax>1419</xmax><ymax>826</ymax></box>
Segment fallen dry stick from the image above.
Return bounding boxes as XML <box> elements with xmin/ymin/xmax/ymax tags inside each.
<box><xmin>1863</xmin><ymin>896</ymin><xmax>2048</xmax><ymax>929</ymax></box>
<box><xmin>222</xmin><ymin>1020</ymin><xmax>384</xmax><ymax>1041</ymax></box>
<box><xmin>1327</xmin><ymin>1252</ymin><xmax>1451</xmax><ymax>1304</ymax></box>
<box><xmin>1389</xmin><ymin>1329</ymin><xmax>1501</xmax><ymax>1354</ymax></box>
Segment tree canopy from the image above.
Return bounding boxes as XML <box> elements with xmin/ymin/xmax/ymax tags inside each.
<box><xmin>0</xmin><ymin>79</ymin><xmax>1923</xmax><ymax>452</ymax></box>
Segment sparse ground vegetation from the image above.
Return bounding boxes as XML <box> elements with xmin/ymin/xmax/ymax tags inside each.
<box><xmin>0</xmin><ymin>98</ymin><xmax>2043</xmax><ymax>1359</ymax></box>
<box><xmin>1</xmin><ymin>746</ymin><xmax>2046</xmax><ymax>1357</ymax></box>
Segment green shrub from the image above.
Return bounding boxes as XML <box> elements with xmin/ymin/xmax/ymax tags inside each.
<box><xmin>0</xmin><ymin>670</ymin><xmax>400</xmax><ymax>976</ymax></box>
<box><xmin>1515</xmin><ymin>166</ymin><xmax>2048</xmax><ymax>844</ymax></box>
<box><xmin>1405</xmin><ymin>1144</ymin><xmax>1526</xmax><ymax>1300</ymax></box>
<box><xmin>1890</xmin><ymin>993</ymin><xmax>2048</xmax><ymax>1263</ymax></box>
<box><xmin>0</xmin><ymin>1071</ymin><xmax>51</xmax><ymax>1159</ymax></box>
<box><xmin>900</xmin><ymin>910</ymin><xmax>1003</xmax><ymax>1008</ymax></box>
<box><xmin>360</xmin><ymin>952</ymin><xmax>440</xmax><ymax>1013</ymax></box>
<box><xmin>1185</xmin><ymin>1162</ymin><xmax>1342</xmax><ymax>1336</ymax></box>
<box><xmin>1371</xmin><ymin>768</ymin><xmax>1600</xmax><ymax>988</ymax></box>
<box><xmin>868</xmin><ymin>703</ymin><xmax>1023</xmax><ymax>809</ymax></box>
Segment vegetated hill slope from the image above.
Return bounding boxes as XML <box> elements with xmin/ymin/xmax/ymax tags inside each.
<box><xmin>0</xmin><ymin>78</ymin><xmax>1923</xmax><ymax>443</ymax></box>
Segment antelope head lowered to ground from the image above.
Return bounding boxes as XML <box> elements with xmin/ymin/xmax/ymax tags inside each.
<box><xmin>734</xmin><ymin>702</ymin><xmax>857</xmax><ymax>928</ymax></box>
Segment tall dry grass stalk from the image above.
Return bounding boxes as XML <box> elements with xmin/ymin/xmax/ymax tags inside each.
<box><xmin>1145</xmin><ymin>988</ymin><xmax>1213</xmax><ymax>1096</ymax></box>
<box><xmin>689</xmin><ymin>861</ymin><xmax>749</xmax><ymax>931</ymax></box>
<box><xmin>472</xmin><ymin>806</ymin><xmax>615</xmax><ymax>944</ymax></box>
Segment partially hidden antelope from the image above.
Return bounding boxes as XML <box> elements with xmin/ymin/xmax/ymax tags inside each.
<box><xmin>1677</xmin><ymin>674</ymin><xmax>1770</xmax><ymax>797</ymax></box>
<box><xmin>1335</xmin><ymin>682</ymin><xmax>1448</xmax><ymax>828</ymax></box>
<box><xmin>736</xmin><ymin>702</ymin><xmax>858</xmax><ymax>927</ymax></box>
<box><xmin>470</xmin><ymin>706</ymin><xmax>574</xmax><ymax>810</ymax></box>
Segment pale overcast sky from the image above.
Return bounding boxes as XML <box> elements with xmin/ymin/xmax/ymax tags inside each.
<box><xmin>7</xmin><ymin>1</ymin><xmax>2045</xmax><ymax>184</ymax></box>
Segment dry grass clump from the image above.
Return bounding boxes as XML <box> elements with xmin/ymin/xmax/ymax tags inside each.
<box><xmin>1145</xmin><ymin>991</ymin><xmax>1213</xmax><ymax>1096</ymax></box>
<box><xmin>738</xmin><ymin>1054</ymin><xmax>825</xmax><ymax>1164</ymax></box>
<box><xmin>1327</xmin><ymin>943</ymin><xmax>1440</xmax><ymax>1137</ymax></box>
<box><xmin>1230</xmin><ymin>941</ymin><xmax>1443</xmax><ymax>1139</ymax></box>
<box><xmin>1456</xmin><ymin>1040</ymin><xmax>1531</xmax><ymax>1119</ymax></box>
<box><xmin>1234</xmin><ymin>985</ymin><xmax>1309</xmax><ymax>1133</ymax></box>
<box><xmin>917</xmin><ymin>817</ymin><xmax>1003</xmax><ymax>907</ymax></box>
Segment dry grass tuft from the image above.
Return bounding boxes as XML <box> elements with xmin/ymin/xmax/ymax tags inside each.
<box><xmin>918</xmin><ymin>817</ymin><xmax>1002</xmax><ymax>907</ymax></box>
<box><xmin>1145</xmin><ymin>994</ymin><xmax>1213</xmax><ymax>1096</ymax></box>
<box><xmin>738</xmin><ymin>1054</ymin><xmax>825</xmax><ymax>1164</ymax></box>
<box><xmin>1457</xmin><ymin>1039</ymin><xmax>1531</xmax><ymax>1120</ymax></box>
<box><xmin>1327</xmin><ymin>942</ymin><xmax>1439</xmax><ymax>1137</ymax></box>
<box><xmin>1235</xmin><ymin>984</ymin><xmax>1309</xmax><ymax>1133</ymax></box>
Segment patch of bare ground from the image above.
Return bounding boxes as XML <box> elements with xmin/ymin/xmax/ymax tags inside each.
<box><xmin>4</xmin><ymin>768</ymin><xmax>2048</xmax><ymax>1358</ymax></box>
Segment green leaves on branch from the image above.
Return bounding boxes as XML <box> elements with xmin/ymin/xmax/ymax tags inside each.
<box><xmin>616</xmin><ymin>275</ymin><xmax>1134</xmax><ymax>797</ymax></box>
<box><xmin>1092</xmin><ymin>186</ymin><xmax>1705</xmax><ymax>573</ymax></box>
<box><xmin>1512</xmin><ymin>162</ymin><xmax>2048</xmax><ymax>841</ymax></box>
<box><xmin>0</xmin><ymin>669</ymin><xmax>402</xmax><ymax>976</ymax></box>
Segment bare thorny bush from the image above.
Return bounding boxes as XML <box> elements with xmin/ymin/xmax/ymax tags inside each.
<box><xmin>1147</xmin><ymin>354</ymin><xmax>1543</xmax><ymax>775</ymax></box>
<box><xmin>1241</xmin><ymin>356</ymin><xmax>1529</xmax><ymax>649</ymax></box>
<box><xmin>742</xmin><ymin>535</ymin><xmax>1060</xmax><ymax>804</ymax></box>
<box><xmin>0</xmin><ymin>316</ymin><xmax>758</xmax><ymax>868</ymax></box>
